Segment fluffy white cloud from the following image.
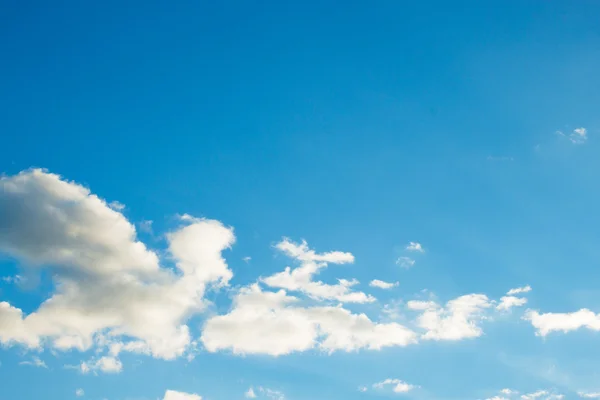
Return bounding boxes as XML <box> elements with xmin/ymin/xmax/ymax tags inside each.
<box><xmin>0</xmin><ymin>169</ymin><xmax>234</xmax><ymax>361</ymax></box>
<box><xmin>369</xmin><ymin>279</ymin><xmax>399</xmax><ymax>289</ymax></box>
<box><xmin>262</xmin><ymin>238</ymin><xmax>374</xmax><ymax>303</ymax></box>
<box><xmin>497</xmin><ymin>296</ymin><xmax>528</xmax><ymax>311</ymax></box>
<box><xmin>245</xmin><ymin>387</ymin><xmax>257</xmax><ymax>398</ymax></box>
<box><xmin>497</xmin><ymin>286</ymin><xmax>531</xmax><ymax>311</ymax></box>
<box><xmin>525</xmin><ymin>308</ymin><xmax>600</xmax><ymax>336</ymax></box>
<box><xmin>406</xmin><ymin>242</ymin><xmax>424</xmax><ymax>253</ymax></box>
<box><xmin>408</xmin><ymin>294</ymin><xmax>491</xmax><ymax>340</ymax></box>
<box><xmin>373</xmin><ymin>378</ymin><xmax>416</xmax><ymax>393</ymax></box>
<box><xmin>75</xmin><ymin>389</ymin><xmax>84</xmax><ymax>397</ymax></box>
<box><xmin>201</xmin><ymin>284</ymin><xmax>417</xmax><ymax>356</ymax></box>
<box><xmin>163</xmin><ymin>390</ymin><xmax>202</xmax><ymax>400</ymax></box>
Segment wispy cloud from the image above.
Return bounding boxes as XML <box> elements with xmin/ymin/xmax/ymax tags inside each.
<box><xmin>556</xmin><ymin>127</ymin><xmax>588</xmax><ymax>144</ymax></box>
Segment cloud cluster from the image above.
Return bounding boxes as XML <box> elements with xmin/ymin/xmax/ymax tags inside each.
<box><xmin>201</xmin><ymin>284</ymin><xmax>417</xmax><ymax>356</ymax></box>
<box><xmin>0</xmin><ymin>168</ymin><xmax>557</xmax><ymax>376</ymax></box>
<box><xmin>407</xmin><ymin>294</ymin><xmax>491</xmax><ymax>341</ymax></box>
<box><xmin>0</xmin><ymin>169</ymin><xmax>235</xmax><ymax>361</ymax></box>
<box><xmin>262</xmin><ymin>238</ymin><xmax>374</xmax><ymax>303</ymax></box>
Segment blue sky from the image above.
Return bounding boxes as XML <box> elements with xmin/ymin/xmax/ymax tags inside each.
<box><xmin>1</xmin><ymin>1</ymin><xmax>600</xmax><ymax>400</ymax></box>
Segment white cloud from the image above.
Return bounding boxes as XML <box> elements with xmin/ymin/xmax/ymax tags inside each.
<box><xmin>557</xmin><ymin>127</ymin><xmax>588</xmax><ymax>144</ymax></box>
<box><xmin>242</xmin><ymin>256</ymin><xmax>252</xmax><ymax>263</ymax></box>
<box><xmin>358</xmin><ymin>386</ymin><xmax>368</xmax><ymax>392</ymax></box>
<box><xmin>245</xmin><ymin>387</ymin><xmax>257</xmax><ymax>398</ymax></box>
<box><xmin>201</xmin><ymin>284</ymin><xmax>417</xmax><ymax>356</ymax></box>
<box><xmin>501</xmin><ymin>389</ymin><xmax>518</xmax><ymax>395</ymax></box>
<box><xmin>19</xmin><ymin>356</ymin><xmax>47</xmax><ymax>368</ymax></box>
<box><xmin>0</xmin><ymin>169</ymin><xmax>235</xmax><ymax>362</ymax></box>
<box><xmin>579</xmin><ymin>392</ymin><xmax>600</xmax><ymax>398</ymax></box>
<box><xmin>80</xmin><ymin>356</ymin><xmax>123</xmax><ymax>374</ymax></box>
<box><xmin>497</xmin><ymin>296</ymin><xmax>528</xmax><ymax>311</ymax></box>
<box><xmin>507</xmin><ymin>286</ymin><xmax>532</xmax><ymax>296</ymax></box>
<box><xmin>163</xmin><ymin>390</ymin><xmax>202</xmax><ymax>400</ymax></box>
<box><xmin>75</xmin><ymin>389</ymin><xmax>84</xmax><ymax>397</ymax></box>
<box><xmin>408</xmin><ymin>294</ymin><xmax>491</xmax><ymax>340</ymax></box>
<box><xmin>369</xmin><ymin>280</ymin><xmax>399</xmax><ymax>290</ymax></box>
<box><xmin>373</xmin><ymin>378</ymin><xmax>416</xmax><ymax>394</ymax></box>
<box><xmin>525</xmin><ymin>308</ymin><xmax>600</xmax><ymax>336</ymax></box>
<box><xmin>521</xmin><ymin>390</ymin><xmax>549</xmax><ymax>400</ymax></box>
<box><xmin>396</xmin><ymin>257</ymin><xmax>415</xmax><ymax>269</ymax></box>
<box><xmin>519</xmin><ymin>390</ymin><xmax>563</xmax><ymax>400</ymax></box>
<box><xmin>262</xmin><ymin>238</ymin><xmax>374</xmax><ymax>303</ymax></box>
<box><xmin>406</xmin><ymin>242</ymin><xmax>424</xmax><ymax>253</ymax></box>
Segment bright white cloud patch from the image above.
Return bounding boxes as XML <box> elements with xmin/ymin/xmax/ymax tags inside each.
<box><xmin>0</xmin><ymin>169</ymin><xmax>234</xmax><ymax>362</ymax></box>
<box><xmin>163</xmin><ymin>390</ymin><xmax>202</xmax><ymax>400</ymax></box>
<box><xmin>497</xmin><ymin>296</ymin><xmax>527</xmax><ymax>311</ymax></box>
<box><xmin>408</xmin><ymin>294</ymin><xmax>491</xmax><ymax>340</ymax></box>
<box><xmin>525</xmin><ymin>308</ymin><xmax>600</xmax><ymax>336</ymax></box>
<box><xmin>369</xmin><ymin>279</ymin><xmax>399</xmax><ymax>289</ymax></box>
<box><xmin>201</xmin><ymin>284</ymin><xmax>417</xmax><ymax>356</ymax></box>
<box><xmin>406</xmin><ymin>242</ymin><xmax>424</xmax><ymax>253</ymax></box>
<box><xmin>373</xmin><ymin>378</ymin><xmax>416</xmax><ymax>394</ymax></box>
<box><xmin>262</xmin><ymin>238</ymin><xmax>374</xmax><ymax>303</ymax></box>
<box><xmin>75</xmin><ymin>389</ymin><xmax>84</xmax><ymax>397</ymax></box>
<box><xmin>245</xmin><ymin>387</ymin><xmax>257</xmax><ymax>398</ymax></box>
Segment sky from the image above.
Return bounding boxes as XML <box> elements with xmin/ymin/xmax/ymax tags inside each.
<box><xmin>1</xmin><ymin>1</ymin><xmax>600</xmax><ymax>400</ymax></box>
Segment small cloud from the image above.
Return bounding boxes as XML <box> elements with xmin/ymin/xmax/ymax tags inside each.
<box><xmin>75</xmin><ymin>389</ymin><xmax>85</xmax><ymax>397</ymax></box>
<box><xmin>19</xmin><ymin>356</ymin><xmax>47</xmax><ymax>369</ymax></box>
<box><xmin>245</xmin><ymin>387</ymin><xmax>257</xmax><ymax>398</ymax></box>
<box><xmin>579</xmin><ymin>392</ymin><xmax>600</xmax><ymax>398</ymax></box>
<box><xmin>80</xmin><ymin>356</ymin><xmax>123</xmax><ymax>374</ymax></box>
<box><xmin>358</xmin><ymin>386</ymin><xmax>368</xmax><ymax>392</ymax></box>
<box><xmin>406</xmin><ymin>242</ymin><xmax>424</xmax><ymax>253</ymax></box>
<box><xmin>501</xmin><ymin>389</ymin><xmax>518</xmax><ymax>395</ymax></box>
<box><xmin>396</xmin><ymin>257</ymin><xmax>415</xmax><ymax>269</ymax></box>
<box><xmin>557</xmin><ymin>127</ymin><xmax>588</xmax><ymax>144</ymax></box>
<box><xmin>369</xmin><ymin>279</ymin><xmax>399</xmax><ymax>290</ymax></box>
<box><xmin>138</xmin><ymin>220</ymin><xmax>153</xmax><ymax>234</ymax></box>
<box><xmin>496</xmin><ymin>296</ymin><xmax>527</xmax><ymax>311</ymax></box>
<box><xmin>108</xmin><ymin>201</ymin><xmax>125</xmax><ymax>211</ymax></box>
<box><xmin>507</xmin><ymin>285</ymin><xmax>532</xmax><ymax>296</ymax></box>
<box><xmin>373</xmin><ymin>378</ymin><xmax>417</xmax><ymax>393</ymax></box>
<box><xmin>242</xmin><ymin>256</ymin><xmax>252</xmax><ymax>263</ymax></box>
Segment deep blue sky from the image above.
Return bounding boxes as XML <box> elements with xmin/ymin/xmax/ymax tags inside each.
<box><xmin>1</xmin><ymin>2</ymin><xmax>600</xmax><ymax>400</ymax></box>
